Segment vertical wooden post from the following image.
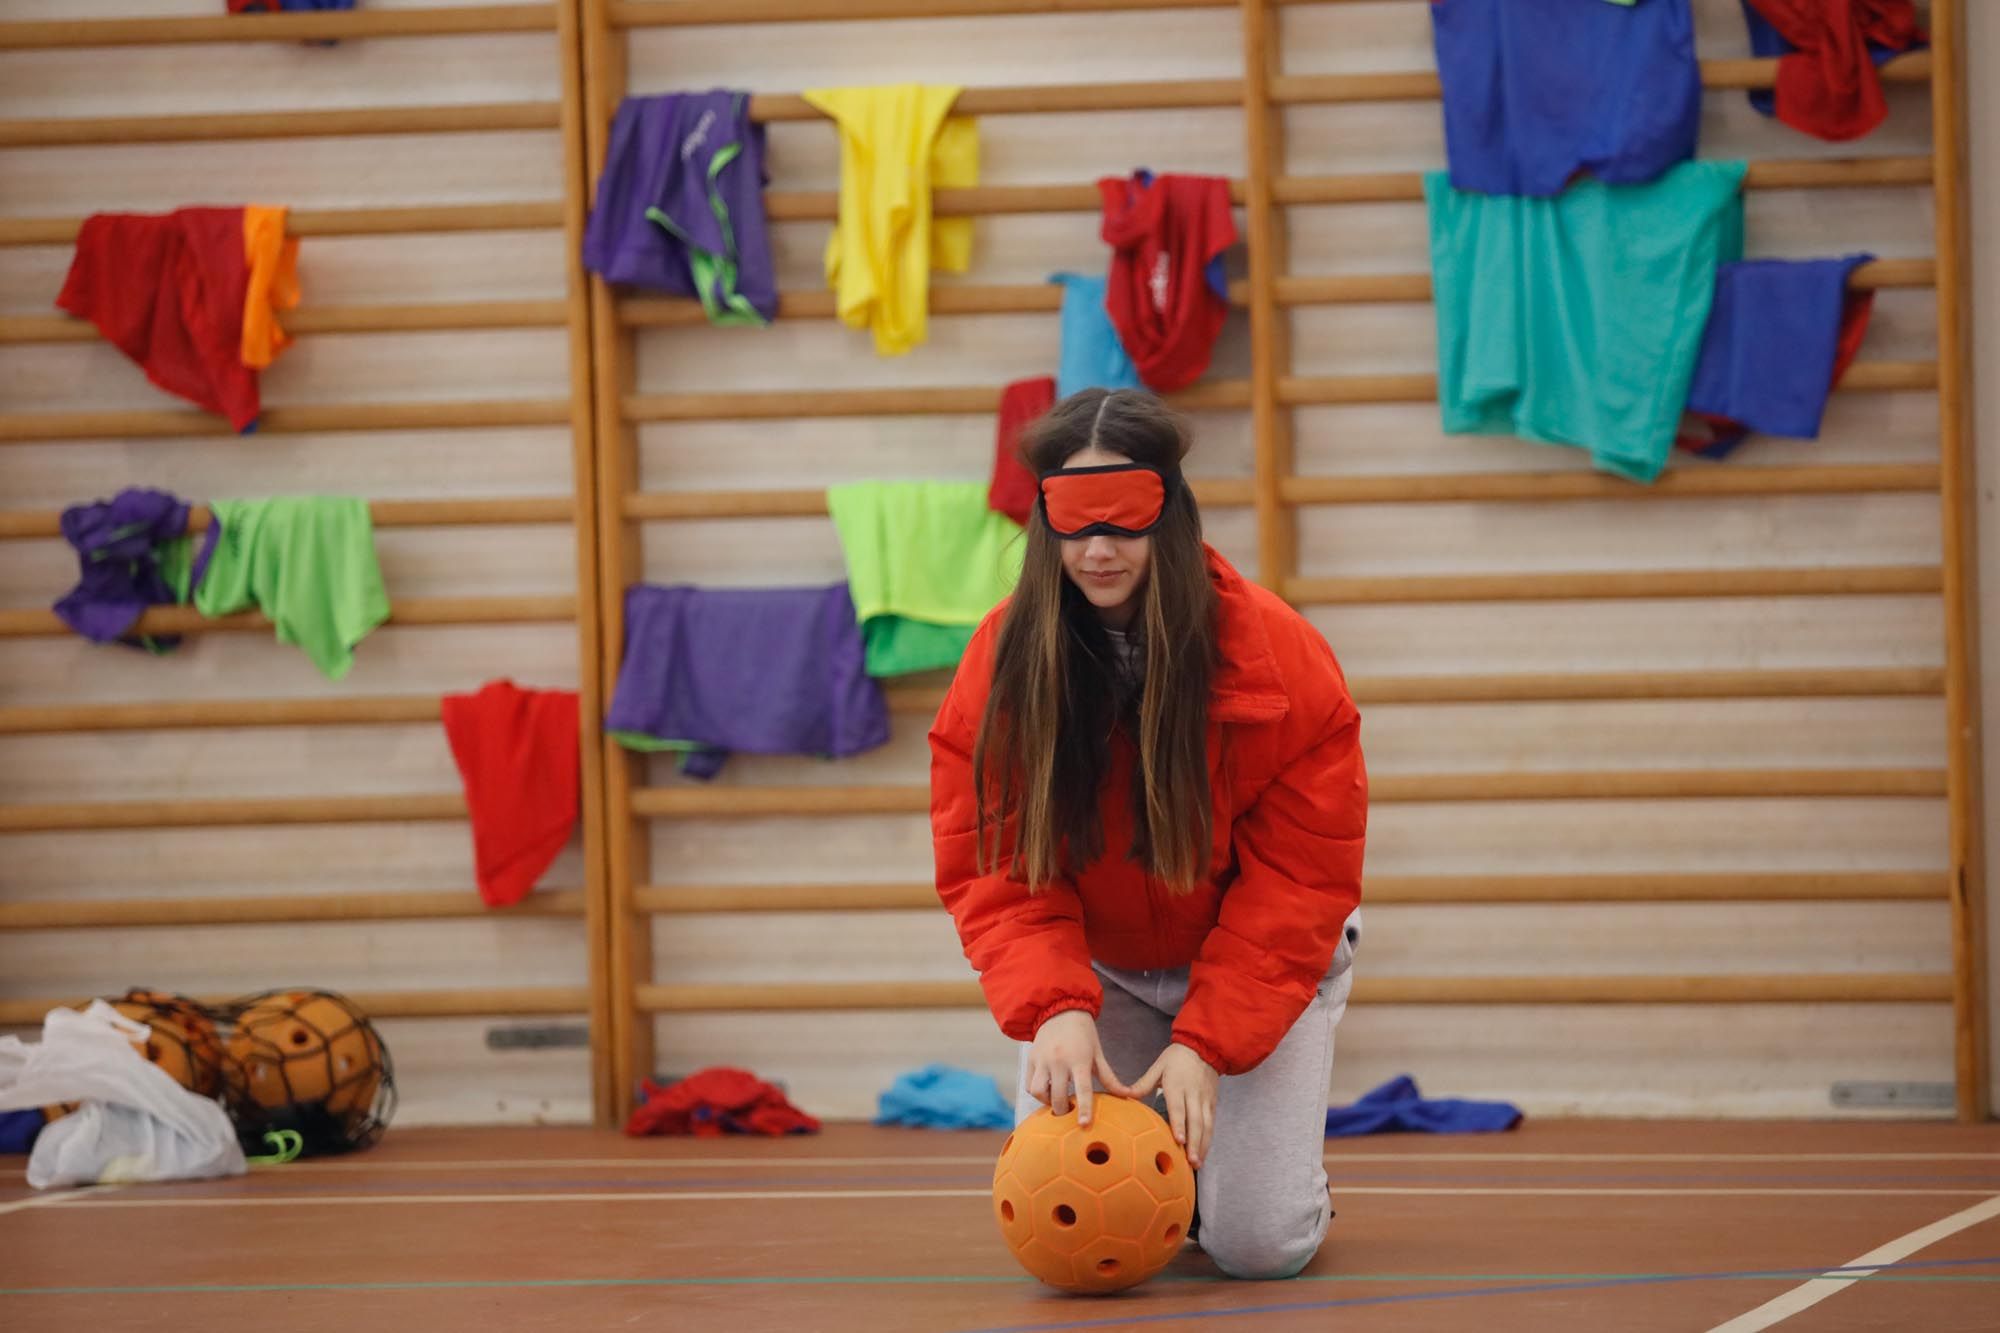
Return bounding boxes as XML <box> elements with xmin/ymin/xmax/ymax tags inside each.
<box><xmin>1239</xmin><ymin>0</ymin><xmax>1294</xmax><ymax>594</ymax></box>
<box><xmin>1927</xmin><ymin>0</ymin><xmax>1989</xmax><ymax>1122</ymax></box>
<box><xmin>578</xmin><ymin>0</ymin><xmax>655</xmax><ymax>1119</ymax></box>
<box><xmin>554</xmin><ymin>0</ymin><xmax>616</xmax><ymax>1127</ymax></box>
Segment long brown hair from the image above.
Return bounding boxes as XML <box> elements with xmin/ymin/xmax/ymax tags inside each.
<box><xmin>973</xmin><ymin>388</ymin><xmax>1219</xmax><ymax>893</ymax></box>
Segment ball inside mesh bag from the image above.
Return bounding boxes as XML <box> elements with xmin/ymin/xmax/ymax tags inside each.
<box><xmin>105</xmin><ymin>988</ymin><xmax>225</xmax><ymax>1098</ymax></box>
<box><xmin>223</xmin><ymin>989</ymin><xmax>393</xmax><ymax>1155</ymax></box>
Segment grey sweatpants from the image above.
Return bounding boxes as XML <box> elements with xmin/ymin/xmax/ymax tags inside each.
<box><xmin>1013</xmin><ymin>911</ymin><xmax>1361</xmax><ymax>1281</ymax></box>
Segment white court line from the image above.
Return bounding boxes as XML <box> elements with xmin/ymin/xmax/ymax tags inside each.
<box><xmin>274</xmin><ymin>1150</ymin><xmax>2000</xmax><ymax>1173</ymax></box>
<box><xmin>1705</xmin><ymin>1192</ymin><xmax>2000</xmax><ymax>1332</ymax></box>
<box><xmin>52</xmin><ymin>1185</ymin><xmax>2000</xmax><ymax>1210</ymax></box>
<box><xmin>0</xmin><ymin>1192</ymin><xmax>79</xmax><ymax>1217</ymax></box>
<box><xmin>0</xmin><ymin>1183</ymin><xmax>119</xmax><ymax>1217</ymax></box>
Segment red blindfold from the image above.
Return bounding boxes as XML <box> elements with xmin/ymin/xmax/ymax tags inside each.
<box><xmin>1038</xmin><ymin>464</ymin><xmax>1171</xmax><ymax>539</ymax></box>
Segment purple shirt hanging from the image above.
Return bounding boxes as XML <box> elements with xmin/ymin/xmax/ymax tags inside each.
<box><xmin>605</xmin><ymin>583</ymin><xmax>888</xmax><ymax>780</ymax></box>
<box><xmin>54</xmin><ymin>487</ymin><xmax>220</xmax><ymax>651</ymax></box>
<box><xmin>581</xmin><ymin>91</ymin><xmax>778</xmax><ymax>325</ymax></box>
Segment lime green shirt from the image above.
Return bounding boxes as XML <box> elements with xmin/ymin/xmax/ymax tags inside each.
<box><xmin>826</xmin><ymin>481</ymin><xmax>1024</xmax><ymax>676</ymax></box>
<box><xmin>193</xmin><ymin>497</ymin><xmax>390</xmax><ymax>680</ymax></box>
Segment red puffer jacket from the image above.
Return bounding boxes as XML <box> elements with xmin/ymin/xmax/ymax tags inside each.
<box><xmin>928</xmin><ymin>546</ymin><xmax>1366</xmax><ymax>1076</ymax></box>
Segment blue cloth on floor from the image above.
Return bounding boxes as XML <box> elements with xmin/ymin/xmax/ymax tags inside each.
<box><xmin>1683</xmin><ymin>253</ymin><xmax>1875</xmax><ymax>455</ymax></box>
<box><xmin>0</xmin><ymin>1107</ymin><xmax>46</xmax><ymax>1154</ymax></box>
<box><xmin>875</xmin><ymin>1064</ymin><xmax>1013</xmax><ymax>1130</ymax></box>
<box><xmin>1325</xmin><ymin>1075</ymin><xmax>1523</xmax><ymax>1137</ymax></box>
<box><xmin>1430</xmin><ymin>0</ymin><xmax>1701</xmax><ymax>197</ymax></box>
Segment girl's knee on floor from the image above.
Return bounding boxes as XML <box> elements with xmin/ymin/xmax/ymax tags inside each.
<box><xmin>1196</xmin><ymin>1198</ymin><xmax>1330</xmax><ymax>1281</ymax></box>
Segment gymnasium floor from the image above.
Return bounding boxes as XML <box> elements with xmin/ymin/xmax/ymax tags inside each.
<box><xmin>4</xmin><ymin>1120</ymin><xmax>1999</xmax><ymax>1332</ymax></box>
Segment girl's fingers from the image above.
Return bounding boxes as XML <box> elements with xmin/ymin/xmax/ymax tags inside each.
<box><xmin>1094</xmin><ymin>1050</ymin><xmax>1133</xmax><ymax>1099</ymax></box>
<box><xmin>1049</xmin><ymin>1066</ymin><xmax>1071</xmax><ymax>1116</ymax></box>
<box><xmin>1165</xmin><ymin>1085</ymin><xmax>1187</xmax><ymax>1148</ymax></box>
<box><xmin>1073</xmin><ymin>1062</ymin><xmax>1096</xmax><ymax>1125</ymax></box>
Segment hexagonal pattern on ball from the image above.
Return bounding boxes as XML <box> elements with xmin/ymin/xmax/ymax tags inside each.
<box><xmin>990</xmin><ymin>1096</ymin><xmax>1198</xmax><ymax>1294</ymax></box>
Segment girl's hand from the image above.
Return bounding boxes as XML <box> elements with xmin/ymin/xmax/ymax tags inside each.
<box><xmin>1027</xmin><ymin>1010</ymin><xmax>1132</xmax><ymax>1126</ymax></box>
<box><xmin>1130</xmin><ymin>1043</ymin><xmax>1220</xmax><ymax>1168</ymax></box>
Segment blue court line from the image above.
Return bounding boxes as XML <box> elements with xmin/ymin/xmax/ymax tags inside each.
<box><xmin>4</xmin><ymin>1255</ymin><xmax>1997</xmax><ymax>1299</ymax></box>
<box><xmin>951</xmin><ymin>1255</ymin><xmax>2000</xmax><ymax>1333</ymax></box>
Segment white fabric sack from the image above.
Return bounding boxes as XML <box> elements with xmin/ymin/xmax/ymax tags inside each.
<box><xmin>0</xmin><ymin>1000</ymin><xmax>246</xmax><ymax>1189</ymax></box>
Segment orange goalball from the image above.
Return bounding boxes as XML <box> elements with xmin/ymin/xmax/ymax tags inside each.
<box><xmin>991</xmin><ymin>1095</ymin><xmax>1197</xmax><ymax>1293</ymax></box>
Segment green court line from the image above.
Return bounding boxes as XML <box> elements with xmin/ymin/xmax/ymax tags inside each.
<box><xmin>5</xmin><ymin>1272</ymin><xmax>2000</xmax><ymax>1297</ymax></box>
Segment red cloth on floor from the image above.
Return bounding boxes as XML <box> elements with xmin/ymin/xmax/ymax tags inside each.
<box><xmin>57</xmin><ymin>207</ymin><xmax>262</xmax><ymax>431</ymax></box>
<box><xmin>440</xmin><ymin>680</ymin><xmax>580</xmax><ymax>908</ymax></box>
<box><xmin>625</xmin><ymin>1068</ymin><xmax>822</xmax><ymax>1137</ymax></box>
<box><xmin>1745</xmin><ymin>0</ymin><xmax>1925</xmax><ymax>142</ymax></box>
<box><xmin>988</xmin><ymin>376</ymin><xmax>1055</xmax><ymax>525</ymax></box>
<box><xmin>1097</xmin><ymin>173</ymin><xmax>1236</xmax><ymax>393</ymax></box>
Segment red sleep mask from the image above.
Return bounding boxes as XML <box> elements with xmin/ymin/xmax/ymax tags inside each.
<box><xmin>1038</xmin><ymin>464</ymin><xmax>1171</xmax><ymax>538</ymax></box>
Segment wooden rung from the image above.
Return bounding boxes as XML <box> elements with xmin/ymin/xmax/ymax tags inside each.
<box><xmin>0</xmin><ymin>987</ymin><xmax>589</xmax><ymax>1027</ymax></box>
<box><xmin>1365</xmin><ymin>872</ymin><xmax>1949</xmax><ymax>903</ymax></box>
<box><xmin>635</xmin><ymin>981</ymin><xmax>981</xmax><ymax>1012</ymax></box>
<box><xmin>0</xmin><ymin>301</ymin><xmax>570</xmax><ymax>345</ymax></box>
<box><xmin>1277</xmin><ymin>363</ymin><xmax>1932</xmax><ymax>408</ymax></box>
<box><xmin>620</xmin><ymin>284</ymin><xmax>1065</xmax><ymax>327</ymax></box>
<box><xmin>1273</xmin><ymin>259</ymin><xmax>1931</xmax><ymax>307</ymax></box>
<box><xmin>632</xmin><ymin>785</ymin><xmax>929</xmax><ymax>818</ymax></box>
<box><xmin>628</xmin><ymin>973</ymin><xmax>1949</xmax><ymax>1011</ymax></box>
<box><xmin>612</xmin><ymin>260</ymin><xmax>1926</xmax><ymax>330</ymax></box>
<box><xmin>884</xmin><ymin>685</ymin><xmax>949</xmax><ymax>715</ymax></box>
<box><xmin>619</xmin><ymin>477</ymin><xmax>1254</xmax><ymax>520</ymax></box>
<box><xmin>1274</xmin><ymin>156</ymin><xmax>1934</xmax><ymax>207</ymax></box>
<box><xmin>0</xmin><ymin>595</ymin><xmax>575</xmax><ymax>639</ymax></box>
<box><xmin>0</xmin><ymin>669</ymin><xmax>1939</xmax><ymax>739</ymax></box>
<box><xmin>0</xmin><ymin>400</ymin><xmax>573</xmax><ymax>442</ymax></box>
<box><xmin>1281</xmin><ymin>464</ymin><xmax>1941</xmax><ymax>505</ymax></box>
<box><xmin>0</xmin><ymin>793</ymin><xmax>467</xmax><ymax>833</ymax></box>
<box><xmin>0</xmin><ymin>888</ymin><xmax>588</xmax><ymax>930</ymax></box>
<box><xmin>0</xmin><ymin>5</ymin><xmax>557</xmax><ymax>50</ymax></box>
<box><xmin>0</xmin><ymin>695</ymin><xmax>446</xmax><ymax>734</ymax></box>
<box><xmin>746</xmin><ymin>79</ymin><xmax>1245</xmax><ymax>123</ymax></box>
<box><xmin>1699</xmin><ymin>50</ymin><xmax>1931</xmax><ymax>90</ymax></box>
<box><xmin>1367</xmin><ymin>769</ymin><xmax>1946</xmax><ymax>801</ymax></box>
<box><xmin>5</xmin><ymin>157</ymin><xmax>1927</xmax><ymax>247</ymax></box>
<box><xmin>1282</xmin><ymin>565</ymin><xmax>1941</xmax><ymax>604</ymax></box>
<box><xmin>1363</xmin><ymin>974</ymin><xmax>1952</xmax><ymax>1005</ymax></box>
<box><xmin>1</xmin><ymin>496</ymin><xmax>572</xmax><ymax>541</ymax></box>
<box><xmin>1831</xmin><ymin>360</ymin><xmax>1941</xmax><ymax>391</ymax></box>
<box><xmin>0</xmin><ymin>203</ymin><xmax>565</xmax><ymax>248</ymax></box>
<box><xmin>877</xmin><ymin>670</ymin><xmax>1938</xmax><ymax>714</ymax></box>
<box><xmin>611</xmin><ymin>0</ymin><xmax>1237</xmax><ymax>27</ymax></box>
<box><xmin>0</xmin><ymin>102</ymin><xmax>561</xmax><ymax>149</ymax></box>
<box><xmin>627</xmin><ymin>768</ymin><xmax>1941</xmax><ymax>820</ymax></box>
<box><xmin>628</xmin><ymin>871</ymin><xmax>1945</xmax><ymax>915</ymax></box>
<box><xmin>637</xmin><ymin>883</ymin><xmax>936</xmax><ymax>913</ymax></box>
<box><xmin>1348</xmin><ymin>668</ymin><xmax>1944</xmax><ymax>704</ymax></box>
<box><xmin>1267</xmin><ymin>52</ymin><xmax>1932</xmax><ymax>105</ymax></box>
<box><xmin>624</xmin><ymin>381</ymin><xmax>1251</xmax><ymax>422</ymax></box>
<box><xmin>765</xmin><ymin>180</ymin><xmax>1248</xmax><ymax>223</ymax></box>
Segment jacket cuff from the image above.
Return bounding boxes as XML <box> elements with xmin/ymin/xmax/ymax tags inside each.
<box><xmin>1167</xmin><ymin>1025</ymin><xmax>1234</xmax><ymax>1076</ymax></box>
<box><xmin>1031</xmin><ymin>996</ymin><xmax>1101</xmax><ymax>1034</ymax></box>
